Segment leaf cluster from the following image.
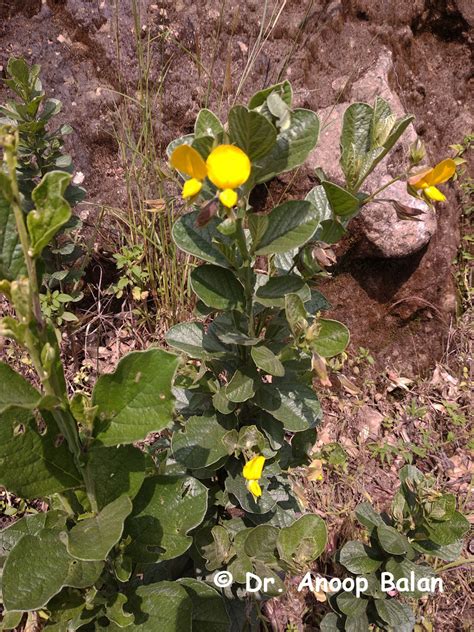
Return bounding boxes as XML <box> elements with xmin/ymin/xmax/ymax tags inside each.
<box><xmin>321</xmin><ymin>466</ymin><xmax>469</xmax><ymax>631</ymax></box>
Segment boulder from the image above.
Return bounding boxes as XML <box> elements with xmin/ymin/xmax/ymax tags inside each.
<box><xmin>309</xmin><ymin>49</ymin><xmax>436</xmax><ymax>259</ymax></box>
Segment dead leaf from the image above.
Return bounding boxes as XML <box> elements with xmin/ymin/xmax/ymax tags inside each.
<box><xmin>306</xmin><ymin>458</ymin><xmax>324</xmax><ymax>482</ymax></box>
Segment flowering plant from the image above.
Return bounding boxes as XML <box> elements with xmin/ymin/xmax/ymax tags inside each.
<box><xmin>0</xmin><ymin>72</ymin><xmax>462</xmax><ymax>631</ymax></box>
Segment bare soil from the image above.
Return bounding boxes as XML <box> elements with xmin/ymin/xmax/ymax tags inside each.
<box><xmin>1</xmin><ymin>0</ymin><xmax>472</xmax><ymax>372</ymax></box>
<box><xmin>0</xmin><ymin>1</ymin><xmax>472</xmax><ymax>630</ymax></box>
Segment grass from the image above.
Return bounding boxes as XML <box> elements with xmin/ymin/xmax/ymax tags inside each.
<box><xmin>106</xmin><ymin>0</ymin><xmax>292</xmax><ymax>331</ymax></box>
<box><xmin>107</xmin><ymin>0</ymin><xmax>192</xmax><ymax>329</ymax></box>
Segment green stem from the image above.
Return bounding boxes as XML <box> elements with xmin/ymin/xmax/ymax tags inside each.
<box><xmin>5</xmin><ymin>139</ymin><xmax>43</xmax><ymax>325</ymax></box>
<box><xmin>3</xmin><ymin>133</ymin><xmax>96</xmax><ymax>508</ymax></box>
<box><xmin>362</xmin><ymin>174</ymin><xmax>403</xmax><ymax>206</ymax></box>
<box><xmin>235</xmin><ymin>218</ymin><xmax>255</xmax><ymax>337</ymax></box>
<box><xmin>436</xmin><ymin>557</ymin><xmax>474</xmax><ymax>573</ymax></box>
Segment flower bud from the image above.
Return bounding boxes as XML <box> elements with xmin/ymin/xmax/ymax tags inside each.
<box><xmin>409</xmin><ymin>139</ymin><xmax>426</xmax><ymax>166</ymax></box>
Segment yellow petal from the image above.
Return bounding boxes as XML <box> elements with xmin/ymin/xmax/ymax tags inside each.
<box><xmin>206</xmin><ymin>144</ymin><xmax>251</xmax><ymax>190</ymax></box>
<box><xmin>243</xmin><ymin>455</ymin><xmax>265</xmax><ymax>481</ymax></box>
<box><xmin>247</xmin><ymin>479</ymin><xmax>262</xmax><ymax>498</ymax></box>
<box><xmin>424</xmin><ymin>186</ymin><xmax>446</xmax><ymax>202</ymax></box>
<box><xmin>408</xmin><ymin>167</ymin><xmax>433</xmax><ymax>188</ymax></box>
<box><xmin>429</xmin><ymin>158</ymin><xmax>456</xmax><ymax>185</ymax></box>
<box><xmin>219</xmin><ymin>188</ymin><xmax>238</xmax><ymax>208</ymax></box>
<box><xmin>170</xmin><ymin>145</ymin><xmax>207</xmax><ymax>180</ymax></box>
<box><xmin>182</xmin><ymin>178</ymin><xmax>203</xmax><ymax>199</ymax></box>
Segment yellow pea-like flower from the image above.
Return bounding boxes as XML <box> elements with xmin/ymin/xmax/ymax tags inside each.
<box><xmin>247</xmin><ymin>479</ymin><xmax>262</xmax><ymax>498</ymax></box>
<box><xmin>182</xmin><ymin>178</ymin><xmax>203</xmax><ymax>199</ymax></box>
<box><xmin>243</xmin><ymin>455</ymin><xmax>265</xmax><ymax>500</ymax></box>
<box><xmin>408</xmin><ymin>158</ymin><xmax>456</xmax><ymax>202</ymax></box>
<box><xmin>219</xmin><ymin>188</ymin><xmax>238</xmax><ymax>209</ymax></box>
<box><xmin>206</xmin><ymin>145</ymin><xmax>251</xmax><ymax>191</ymax></box>
<box><xmin>170</xmin><ymin>143</ymin><xmax>251</xmax><ymax>208</ymax></box>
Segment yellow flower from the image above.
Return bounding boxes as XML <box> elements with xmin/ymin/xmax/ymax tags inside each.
<box><xmin>408</xmin><ymin>158</ymin><xmax>456</xmax><ymax>202</ymax></box>
<box><xmin>243</xmin><ymin>455</ymin><xmax>265</xmax><ymax>499</ymax></box>
<box><xmin>170</xmin><ymin>143</ymin><xmax>251</xmax><ymax>208</ymax></box>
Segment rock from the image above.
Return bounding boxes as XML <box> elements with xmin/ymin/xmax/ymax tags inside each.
<box><xmin>341</xmin><ymin>0</ymin><xmax>425</xmax><ymax>25</ymax></box>
<box><xmin>358</xmin><ymin>405</ymin><xmax>384</xmax><ymax>440</ymax></box>
<box><xmin>308</xmin><ymin>49</ymin><xmax>436</xmax><ymax>259</ymax></box>
<box><xmin>357</xmin><ymin>181</ymin><xmax>435</xmax><ymax>259</ymax></box>
<box><xmin>454</xmin><ymin>0</ymin><xmax>474</xmax><ymax>27</ymax></box>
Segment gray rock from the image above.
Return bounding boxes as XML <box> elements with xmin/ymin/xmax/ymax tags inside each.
<box><xmin>357</xmin><ymin>181</ymin><xmax>436</xmax><ymax>258</ymax></box>
<box><xmin>308</xmin><ymin>49</ymin><xmax>436</xmax><ymax>259</ymax></box>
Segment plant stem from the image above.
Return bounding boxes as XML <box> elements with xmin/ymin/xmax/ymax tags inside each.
<box><xmin>5</xmin><ymin>137</ymin><xmax>43</xmax><ymax>325</ymax></box>
<box><xmin>3</xmin><ymin>133</ymin><xmax>95</xmax><ymax>506</ymax></box>
<box><xmin>235</xmin><ymin>218</ymin><xmax>256</xmax><ymax>337</ymax></box>
<box><xmin>362</xmin><ymin>174</ymin><xmax>403</xmax><ymax>205</ymax></box>
<box><xmin>436</xmin><ymin>557</ymin><xmax>474</xmax><ymax>573</ymax></box>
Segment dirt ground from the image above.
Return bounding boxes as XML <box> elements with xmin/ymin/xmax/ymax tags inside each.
<box><xmin>1</xmin><ymin>0</ymin><xmax>472</xmax><ymax>372</ymax></box>
<box><xmin>0</xmin><ymin>1</ymin><xmax>472</xmax><ymax>630</ymax></box>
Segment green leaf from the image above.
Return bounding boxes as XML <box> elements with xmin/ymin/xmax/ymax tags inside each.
<box><xmin>0</xmin><ymin>611</ymin><xmax>23</xmax><ymax>630</ymax></box>
<box><xmin>411</xmin><ymin>539</ymin><xmax>462</xmax><ymax>562</ymax></box>
<box><xmin>248</xmin><ymin>81</ymin><xmax>293</xmax><ymax>109</ymax></box>
<box><xmin>251</xmin><ymin>345</ymin><xmax>285</xmax><ymax>377</ymax></box>
<box><xmin>255</xmin><ymin>379</ymin><xmax>322</xmax><ymax>432</ymax></box>
<box><xmin>305</xmin><ymin>289</ymin><xmax>331</xmax><ymax>314</ymax></box>
<box><xmin>340</xmin><ymin>102</ymin><xmax>374</xmax><ymax>190</ymax></box>
<box><xmin>285</xmin><ymin>293</ymin><xmax>308</xmax><ymax>338</ymax></box>
<box><xmin>355</xmin><ymin>502</ymin><xmax>385</xmax><ymax>530</ymax></box>
<box><xmin>320</xmin><ymin>613</ymin><xmax>344</xmax><ymax>631</ymax></box>
<box><xmin>165</xmin><ymin>321</ymin><xmax>207</xmax><ymax>359</ymax></box>
<box><xmin>254</xmin><ymin>109</ymin><xmax>320</xmax><ymax>183</ymax></box>
<box><xmin>212</xmin><ymin>388</ymin><xmax>237</xmax><ymax>415</ymax></box>
<box><xmin>244</xmin><ymin>525</ymin><xmax>279</xmax><ymax>563</ymax></box>
<box><xmin>191</xmin><ymin>264</ymin><xmax>245</xmax><ymax>311</ymax></box>
<box><xmin>172</xmin><ymin>414</ymin><xmax>229</xmax><ymax>469</ymax></box>
<box><xmin>345</xmin><ymin>613</ymin><xmax>370</xmax><ymax>632</ymax></box>
<box><xmin>375</xmin><ymin>599</ymin><xmax>416</xmax><ymax>629</ymax></box>
<box><xmin>125</xmin><ymin>476</ymin><xmax>208</xmax><ymax>563</ymax></box>
<box><xmin>312</xmin><ymin>318</ymin><xmax>350</xmax><ymax>358</ymax></box>
<box><xmin>0</xmin><ymin>189</ymin><xmax>25</xmax><ymax>281</ymax></box>
<box><xmin>385</xmin><ymin>558</ymin><xmax>435</xmax><ymax>598</ymax></box>
<box><xmin>0</xmin><ymin>510</ymin><xmax>66</xmax><ymax>557</ymax></box>
<box><xmin>195</xmin><ymin>109</ymin><xmax>223</xmax><ymax>138</ymax></box>
<box><xmin>339</xmin><ymin>541</ymin><xmax>383</xmax><ymax>574</ymax></box>
<box><xmin>65</xmin><ymin>558</ymin><xmax>104</xmax><ymax>589</ymax></box>
<box><xmin>226</xmin><ymin>368</ymin><xmax>257</xmax><ymax>403</ymax></box>
<box><xmin>0</xmin><ymin>362</ymin><xmax>41</xmax><ymax>413</ymax></box>
<box><xmin>106</xmin><ymin>593</ymin><xmax>134</xmax><ymax>627</ymax></box>
<box><xmin>322</xmin><ymin>181</ymin><xmax>360</xmax><ymax>218</ymax></box>
<box><xmin>228</xmin><ymin>105</ymin><xmax>277</xmax><ymax>161</ymax></box>
<box><xmin>225</xmin><ymin>462</ymin><xmax>276</xmax><ymax>515</ymax></box>
<box><xmin>27</xmin><ymin>171</ymin><xmax>72</xmax><ymax>257</ymax></box>
<box><xmin>255</xmin><ymin>274</ymin><xmax>310</xmax><ymax>307</ymax></box>
<box><xmin>336</xmin><ymin>592</ymin><xmax>368</xmax><ymax>617</ymax></box>
<box><xmin>172</xmin><ymin>211</ymin><xmax>232</xmax><ymax>268</ymax></box>
<box><xmin>426</xmin><ymin>511</ymin><xmax>470</xmax><ymax>546</ymax></box>
<box><xmin>92</xmin><ymin>349</ymin><xmax>178</xmax><ymax>446</ymax></box>
<box><xmin>178</xmin><ymin>578</ymin><xmax>230</xmax><ymax>632</ymax></box>
<box><xmin>2</xmin><ymin>529</ymin><xmax>72</xmax><ymax>611</ymax></box>
<box><xmin>85</xmin><ymin>444</ymin><xmax>146</xmax><ymax>510</ymax></box>
<box><xmin>277</xmin><ymin>515</ymin><xmax>327</xmax><ymax>567</ymax></box>
<box><xmin>0</xmin><ymin>408</ymin><xmax>81</xmax><ymax>498</ymax></box>
<box><xmin>340</xmin><ymin>100</ymin><xmax>414</xmax><ymax>191</ymax></box>
<box><xmin>376</xmin><ymin>524</ymin><xmax>409</xmax><ymax>555</ymax></box>
<box><xmin>254</xmin><ymin>200</ymin><xmax>320</xmax><ymax>255</ymax></box>
<box><xmin>127</xmin><ymin>582</ymin><xmax>192</xmax><ymax>632</ymax></box>
<box><xmin>67</xmin><ymin>495</ymin><xmax>132</xmax><ymax>561</ymax></box>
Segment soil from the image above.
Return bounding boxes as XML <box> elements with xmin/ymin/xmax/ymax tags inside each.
<box><xmin>1</xmin><ymin>0</ymin><xmax>472</xmax><ymax>374</ymax></box>
<box><xmin>0</xmin><ymin>3</ymin><xmax>472</xmax><ymax>630</ymax></box>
